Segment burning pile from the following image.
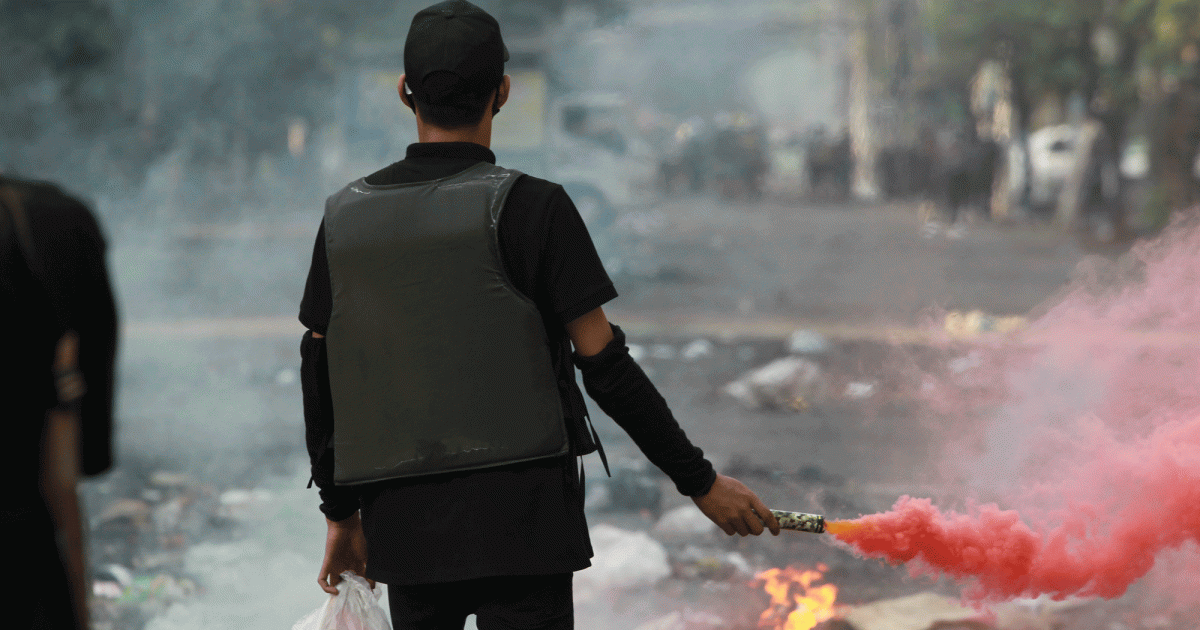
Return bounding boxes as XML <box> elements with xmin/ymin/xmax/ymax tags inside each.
<box><xmin>755</xmin><ymin>565</ymin><xmax>839</xmax><ymax>630</ymax></box>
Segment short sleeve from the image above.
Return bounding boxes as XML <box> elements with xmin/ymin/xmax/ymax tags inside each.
<box><xmin>497</xmin><ymin>177</ymin><xmax>617</xmax><ymax>326</ymax></box>
<box><xmin>299</xmin><ymin>221</ymin><xmax>332</xmax><ymax>334</ymax></box>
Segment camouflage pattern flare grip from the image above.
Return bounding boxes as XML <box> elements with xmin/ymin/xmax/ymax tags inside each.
<box><xmin>770</xmin><ymin>510</ymin><xmax>826</xmax><ymax>534</ymax></box>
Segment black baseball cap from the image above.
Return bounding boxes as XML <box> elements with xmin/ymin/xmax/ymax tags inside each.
<box><xmin>404</xmin><ymin>0</ymin><xmax>509</xmax><ymax>105</ymax></box>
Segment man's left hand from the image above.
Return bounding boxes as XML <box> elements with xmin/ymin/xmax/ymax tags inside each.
<box><xmin>692</xmin><ymin>474</ymin><xmax>781</xmax><ymax>537</ymax></box>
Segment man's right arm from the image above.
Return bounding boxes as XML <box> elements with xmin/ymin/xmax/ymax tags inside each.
<box><xmin>299</xmin><ymin>220</ymin><xmax>359</xmax><ymax>521</ymax></box>
<box><xmin>567</xmin><ymin>307</ymin><xmax>779</xmax><ymax>537</ymax></box>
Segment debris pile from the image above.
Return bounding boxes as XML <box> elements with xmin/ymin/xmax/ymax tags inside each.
<box><xmin>84</xmin><ymin>465</ymin><xmax>281</xmax><ymax>630</ymax></box>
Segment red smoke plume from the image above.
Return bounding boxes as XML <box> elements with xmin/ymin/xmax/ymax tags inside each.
<box><xmin>832</xmin><ymin>213</ymin><xmax>1200</xmax><ymax>604</ymax></box>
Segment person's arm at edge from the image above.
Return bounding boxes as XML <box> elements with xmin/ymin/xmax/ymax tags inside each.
<box><xmin>42</xmin><ymin>334</ymin><xmax>89</xmax><ymax>630</ymax></box>
<box><xmin>565</xmin><ymin>307</ymin><xmax>780</xmax><ymax>537</ymax></box>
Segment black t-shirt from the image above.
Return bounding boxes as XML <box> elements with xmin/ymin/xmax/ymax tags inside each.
<box><xmin>1</xmin><ymin>176</ymin><xmax>118</xmax><ymax>507</ymax></box>
<box><xmin>299</xmin><ymin>142</ymin><xmax>617</xmax><ymax>584</ymax></box>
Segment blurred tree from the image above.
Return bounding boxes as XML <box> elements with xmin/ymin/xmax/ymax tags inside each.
<box><xmin>0</xmin><ymin>0</ymin><xmax>620</xmax><ymax>212</ymax></box>
<box><xmin>918</xmin><ymin>0</ymin><xmax>1200</xmax><ymax>228</ymax></box>
<box><xmin>1134</xmin><ymin>0</ymin><xmax>1200</xmax><ymax>222</ymax></box>
<box><xmin>0</xmin><ymin>0</ymin><xmax>131</xmax><ymax>175</ymax></box>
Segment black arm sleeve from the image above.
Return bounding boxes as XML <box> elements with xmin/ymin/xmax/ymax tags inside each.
<box><xmin>300</xmin><ymin>330</ymin><xmax>360</xmax><ymax>521</ymax></box>
<box><xmin>573</xmin><ymin>324</ymin><xmax>717</xmax><ymax>497</ymax></box>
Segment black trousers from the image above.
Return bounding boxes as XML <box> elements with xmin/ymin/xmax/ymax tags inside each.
<box><xmin>388</xmin><ymin>574</ymin><xmax>573</xmax><ymax>630</ymax></box>
<box><xmin>6</xmin><ymin>521</ymin><xmax>78</xmax><ymax>629</ymax></box>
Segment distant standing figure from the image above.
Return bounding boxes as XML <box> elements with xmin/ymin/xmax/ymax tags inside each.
<box><xmin>940</xmin><ymin>129</ymin><xmax>999</xmax><ymax>224</ymax></box>
<box><xmin>1</xmin><ymin>175</ymin><xmax>118</xmax><ymax>630</ymax></box>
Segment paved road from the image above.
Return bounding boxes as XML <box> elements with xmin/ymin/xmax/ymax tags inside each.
<box><xmin>604</xmin><ymin>195</ymin><xmax>1099</xmax><ymax>332</ymax></box>
<box><xmin>116</xmin><ymin>195</ymin><xmax>1103</xmax><ymax>342</ymax></box>
<box><xmin>109</xmin><ymin>195</ymin><xmax>1116</xmax><ymax>490</ymax></box>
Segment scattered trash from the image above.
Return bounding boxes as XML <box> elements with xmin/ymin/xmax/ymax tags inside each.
<box><xmin>217</xmin><ymin>488</ymin><xmax>275</xmax><ymax>523</ymax></box>
<box><xmin>991</xmin><ymin>596</ymin><xmax>1094</xmax><ymax>630</ymax></box>
<box><xmin>276</xmin><ymin>368</ymin><xmax>297</xmax><ymax>386</ymax></box>
<box><xmin>668</xmin><ymin>546</ymin><xmax>752</xmax><ymax>581</ymax></box>
<box><xmin>948</xmin><ymin>351</ymin><xmax>982</xmax><ymax>374</ymax></box>
<box><xmin>93</xmin><ymin>563</ymin><xmax>134</xmax><ymax>598</ymax></box>
<box><xmin>149</xmin><ymin>471</ymin><xmax>198</xmax><ymax>491</ymax></box>
<box><xmin>921</xmin><ymin>220</ymin><xmax>941</xmax><ymax>239</ymax></box>
<box><xmin>724</xmin><ymin>456</ymin><xmax>845</xmax><ymax>487</ymax></box>
<box><xmin>680</xmin><ymin>339</ymin><xmax>714</xmax><ymax>361</ymax></box>
<box><xmin>576</xmin><ymin>525</ymin><xmax>671</xmax><ymax>599</ymax></box>
<box><xmin>153</xmin><ymin>496</ymin><xmax>201</xmax><ymax>548</ymax></box>
<box><xmin>96</xmin><ymin>498</ymin><xmax>154</xmax><ymax>529</ymax></box>
<box><xmin>587</xmin><ymin>465</ymin><xmax>663</xmax><ymax>517</ymax></box>
<box><xmin>116</xmin><ymin>573</ymin><xmax>197</xmax><ymax>604</ymax></box>
<box><xmin>634</xmin><ymin>609</ymin><xmax>727</xmax><ymax>630</ymax></box>
<box><xmin>93</xmin><ymin>498</ymin><xmax>153</xmax><ymax>567</ymax></box>
<box><xmin>723</xmin><ymin>356</ymin><xmax>826</xmax><ymax>411</ymax></box>
<box><xmin>787</xmin><ymin>329</ymin><xmax>831</xmax><ymax>355</ymax></box>
<box><xmin>618</xmin><ymin>209</ymin><xmax>667</xmax><ymax>237</ymax></box>
<box><xmin>943</xmin><ymin>310</ymin><xmax>1027</xmax><ymax>338</ymax></box>
<box><xmin>843</xmin><ymin>381</ymin><xmax>876</xmax><ymax>400</ymax></box>
<box><xmin>93</xmin><ymin>580</ymin><xmax>124</xmax><ymax>599</ymax></box>
<box><xmin>841</xmin><ymin>592</ymin><xmax>988</xmax><ymax>630</ymax></box>
<box><xmin>92</xmin><ymin>570</ymin><xmax>200</xmax><ymax>628</ymax></box>
<box><xmin>583</xmin><ymin>481</ymin><xmax>611</xmax><ymax>513</ymax></box>
<box><xmin>653</xmin><ymin>505</ymin><xmax>718</xmax><ymax>542</ymax></box>
<box><xmin>650</xmin><ymin>344</ymin><xmax>677</xmax><ymax>360</ymax></box>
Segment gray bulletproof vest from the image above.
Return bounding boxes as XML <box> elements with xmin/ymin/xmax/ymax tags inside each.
<box><xmin>324</xmin><ymin>162</ymin><xmax>567</xmax><ymax>485</ymax></box>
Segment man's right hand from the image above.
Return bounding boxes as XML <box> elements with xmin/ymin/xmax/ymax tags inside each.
<box><xmin>692</xmin><ymin>474</ymin><xmax>781</xmax><ymax>537</ymax></box>
<box><xmin>317</xmin><ymin>512</ymin><xmax>374</xmax><ymax>594</ymax></box>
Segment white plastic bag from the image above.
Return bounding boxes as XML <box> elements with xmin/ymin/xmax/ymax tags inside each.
<box><xmin>292</xmin><ymin>572</ymin><xmax>391</xmax><ymax>630</ymax></box>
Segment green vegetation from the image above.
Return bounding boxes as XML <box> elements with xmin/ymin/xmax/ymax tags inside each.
<box><xmin>917</xmin><ymin>0</ymin><xmax>1200</xmax><ymax>223</ymax></box>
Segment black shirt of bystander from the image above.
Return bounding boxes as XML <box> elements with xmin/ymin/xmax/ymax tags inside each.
<box><xmin>1</xmin><ymin>176</ymin><xmax>117</xmax><ymax>500</ymax></box>
<box><xmin>1</xmin><ymin>175</ymin><xmax>118</xmax><ymax>630</ymax></box>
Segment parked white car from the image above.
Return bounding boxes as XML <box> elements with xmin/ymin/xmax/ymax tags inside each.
<box><xmin>1006</xmin><ymin>124</ymin><xmax>1079</xmax><ymax>209</ymax></box>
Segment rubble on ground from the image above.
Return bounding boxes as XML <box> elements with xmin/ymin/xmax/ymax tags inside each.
<box><xmin>840</xmin><ymin>592</ymin><xmax>985</xmax><ymax>630</ymax></box>
<box><xmin>84</xmin><ymin>461</ymin><xmax>286</xmax><ymax>630</ymax></box>
<box><xmin>943</xmin><ymin>310</ymin><xmax>1027</xmax><ymax>338</ymax></box>
<box><xmin>668</xmin><ymin>546</ymin><xmax>752</xmax><ymax>581</ymax></box>
<box><xmin>634</xmin><ymin>609</ymin><xmax>728</xmax><ymax>630</ymax></box>
<box><xmin>576</xmin><ymin>524</ymin><xmax>672</xmax><ymax>601</ymax></box>
<box><xmin>585</xmin><ymin>463</ymin><xmax>664</xmax><ymax>517</ymax></box>
<box><xmin>723</xmin><ymin>356</ymin><xmax>826</xmax><ymax>411</ymax></box>
<box><xmin>787</xmin><ymin>329</ymin><xmax>832</xmax><ymax>355</ymax></box>
<box><xmin>653</xmin><ymin>505</ymin><xmax>719</xmax><ymax>542</ymax></box>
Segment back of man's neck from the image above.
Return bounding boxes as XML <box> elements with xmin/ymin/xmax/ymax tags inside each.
<box><xmin>416</xmin><ymin>122</ymin><xmax>492</xmax><ymax>148</ymax></box>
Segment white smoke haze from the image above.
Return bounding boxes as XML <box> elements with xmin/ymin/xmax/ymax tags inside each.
<box><xmin>7</xmin><ymin>0</ymin><xmax>1098</xmax><ymax>628</ymax></box>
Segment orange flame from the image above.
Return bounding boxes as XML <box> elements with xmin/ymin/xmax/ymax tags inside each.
<box><xmin>755</xmin><ymin>565</ymin><xmax>838</xmax><ymax>630</ymax></box>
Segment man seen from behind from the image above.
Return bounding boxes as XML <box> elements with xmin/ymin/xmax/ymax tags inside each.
<box><xmin>299</xmin><ymin>3</ymin><xmax>780</xmax><ymax>628</ymax></box>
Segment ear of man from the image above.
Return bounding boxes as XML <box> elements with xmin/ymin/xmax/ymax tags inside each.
<box><xmin>398</xmin><ymin>74</ymin><xmax>416</xmax><ymax>112</ymax></box>
<box><xmin>397</xmin><ymin>74</ymin><xmax>511</xmax><ymax>123</ymax></box>
<box><xmin>493</xmin><ymin>75</ymin><xmax>511</xmax><ymax>114</ymax></box>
